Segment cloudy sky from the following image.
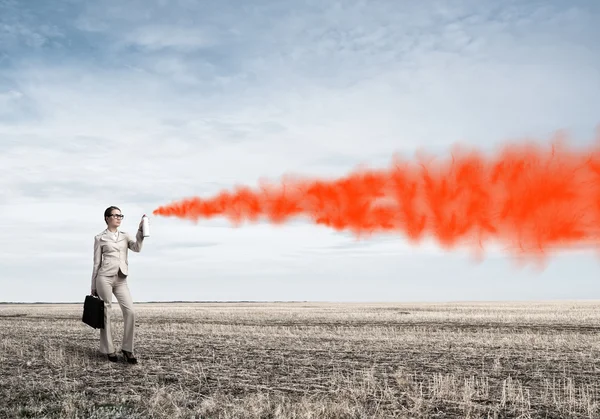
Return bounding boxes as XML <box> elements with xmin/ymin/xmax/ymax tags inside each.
<box><xmin>1</xmin><ymin>0</ymin><xmax>600</xmax><ymax>303</ymax></box>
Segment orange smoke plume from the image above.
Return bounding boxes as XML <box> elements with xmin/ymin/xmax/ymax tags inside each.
<box><xmin>153</xmin><ymin>131</ymin><xmax>600</xmax><ymax>258</ymax></box>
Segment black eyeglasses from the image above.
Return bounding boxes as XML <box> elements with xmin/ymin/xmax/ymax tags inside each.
<box><xmin>110</xmin><ymin>214</ymin><xmax>124</xmax><ymax>219</ymax></box>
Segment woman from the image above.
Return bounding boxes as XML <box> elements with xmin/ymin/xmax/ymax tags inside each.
<box><xmin>91</xmin><ymin>206</ymin><xmax>146</xmax><ymax>364</ymax></box>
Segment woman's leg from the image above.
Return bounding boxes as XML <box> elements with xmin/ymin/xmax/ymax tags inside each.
<box><xmin>95</xmin><ymin>275</ymin><xmax>116</xmax><ymax>354</ymax></box>
<box><xmin>113</xmin><ymin>277</ymin><xmax>136</xmax><ymax>353</ymax></box>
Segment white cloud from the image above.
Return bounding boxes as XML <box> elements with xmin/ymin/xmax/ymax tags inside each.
<box><xmin>119</xmin><ymin>25</ymin><xmax>213</xmax><ymax>51</ymax></box>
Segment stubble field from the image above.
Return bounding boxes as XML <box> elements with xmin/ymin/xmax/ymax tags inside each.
<box><xmin>1</xmin><ymin>300</ymin><xmax>599</xmax><ymax>418</ymax></box>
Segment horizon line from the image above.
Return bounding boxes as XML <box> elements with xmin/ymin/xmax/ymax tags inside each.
<box><xmin>2</xmin><ymin>298</ymin><xmax>600</xmax><ymax>305</ymax></box>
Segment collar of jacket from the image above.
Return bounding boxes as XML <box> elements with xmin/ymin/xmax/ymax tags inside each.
<box><xmin>101</xmin><ymin>228</ymin><xmax>126</xmax><ymax>242</ymax></box>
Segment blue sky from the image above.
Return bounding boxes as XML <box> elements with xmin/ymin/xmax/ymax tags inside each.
<box><xmin>1</xmin><ymin>0</ymin><xmax>600</xmax><ymax>302</ymax></box>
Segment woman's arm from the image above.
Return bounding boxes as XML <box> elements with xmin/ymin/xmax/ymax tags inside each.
<box><xmin>127</xmin><ymin>228</ymin><xmax>144</xmax><ymax>253</ymax></box>
<box><xmin>91</xmin><ymin>236</ymin><xmax>101</xmax><ymax>292</ymax></box>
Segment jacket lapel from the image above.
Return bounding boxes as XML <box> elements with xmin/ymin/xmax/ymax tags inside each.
<box><xmin>100</xmin><ymin>229</ymin><xmax>125</xmax><ymax>243</ymax></box>
<box><xmin>100</xmin><ymin>229</ymin><xmax>111</xmax><ymax>242</ymax></box>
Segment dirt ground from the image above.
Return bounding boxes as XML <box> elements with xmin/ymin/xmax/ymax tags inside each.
<box><xmin>1</xmin><ymin>301</ymin><xmax>599</xmax><ymax>418</ymax></box>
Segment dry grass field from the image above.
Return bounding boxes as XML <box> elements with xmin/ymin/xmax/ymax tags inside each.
<box><xmin>1</xmin><ymin>300</ymin><xmax>599</xmax><ymax>418</ymax></box>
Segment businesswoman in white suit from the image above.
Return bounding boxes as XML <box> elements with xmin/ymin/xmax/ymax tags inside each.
<box><xmin>91</xmin><ymin>206</ymin><xmax>146</xmax><ymax>364</ymax></box>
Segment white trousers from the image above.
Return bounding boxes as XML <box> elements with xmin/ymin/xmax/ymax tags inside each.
<box><xmin>95</xmin><ymin>273</ymin><xmax>136</xmax><ymax>354</ymax></box>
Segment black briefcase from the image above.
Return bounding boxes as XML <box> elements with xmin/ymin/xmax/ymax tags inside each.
<box><xmin>82</xmin><ymin>294</ymin><xmax>105</xmax><ymax>329</ymax></box>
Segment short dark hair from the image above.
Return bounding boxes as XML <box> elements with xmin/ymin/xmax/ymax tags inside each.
<box><xmin>104</xmin><ymin>206</ymin><xmax>121</xmax><ymax>224</ymax></box>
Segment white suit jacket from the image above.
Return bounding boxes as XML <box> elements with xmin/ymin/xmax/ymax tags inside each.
<box><xmin>91</xmin><ymin>228</ymin><xmax>144</xmax><ymax>289</ymax></box>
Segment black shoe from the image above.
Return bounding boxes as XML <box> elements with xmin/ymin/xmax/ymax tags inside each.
<box><xmin>107</xmin><ymin>353</ymin><xmax>118</xmax><ymax>362</ymax></box>
<box><xmin>122</xmin><ymin>350</ymin><xmax>137</xmax><ymax>364</ymax></box>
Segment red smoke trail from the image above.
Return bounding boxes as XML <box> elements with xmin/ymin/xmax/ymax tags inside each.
<box><xmin>153</xmin><ymin>131</ymin><xmax>600</xmax><ymax>259</ymax></box>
